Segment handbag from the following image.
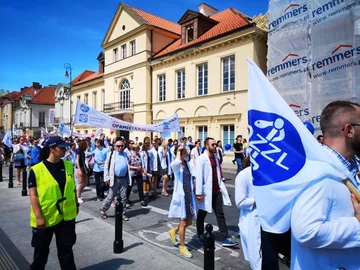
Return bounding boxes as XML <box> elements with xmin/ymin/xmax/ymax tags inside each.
<box><xmin>14</xmin><ymin>152</ymin><xmax>24</xmax><ymax>161</ymax></box>
<box><xmin>87</xmin><ymin>155</ymin><xmax>95</xmax><ymax>170</ymax></box>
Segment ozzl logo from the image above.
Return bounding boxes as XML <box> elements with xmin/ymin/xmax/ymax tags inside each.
<box><xmin>80</xmin><ymin>104</ymin><xmax>90</xmax><ymax>113</ymax></box>
<box><xmin>268</xmin><ymin>3</ymin><xmax>308</xmax><ymax>30</ymax></box>
<box><xmin>79</xmin><ymin>114</ymin><xmax>88</xmax><ymax>123</ymax></box>
<box><xmin>268</xmin><ymin>53</ymin><xmax>307</xmax><ymax>76</ymax></box>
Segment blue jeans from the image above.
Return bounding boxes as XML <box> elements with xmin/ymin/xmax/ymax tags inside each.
<box><xmin>235</xmin><ymin>158</ymin><xmax>243</xmax><ymax>175</ymax></box>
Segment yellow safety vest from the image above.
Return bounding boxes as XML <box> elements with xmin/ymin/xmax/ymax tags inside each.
<box><xmin>30</xmin><ymin>160</ymin><xmax>77</xmax><ymax>228</ymax></box>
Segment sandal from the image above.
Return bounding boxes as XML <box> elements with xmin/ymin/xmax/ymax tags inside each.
<box><xmin>123</xmin><ymin>216</ymin><xmax>129</xmax><ymax>221</ymax></box>
<box><xmin>100</xmin><ymin>211</ymin><xmax>107</xmax><ymax>219</ymax></box>
<box><xmin>162</xmin><ymin>190</ymin><xmax>169</xmax><ymax>197</ymax></box>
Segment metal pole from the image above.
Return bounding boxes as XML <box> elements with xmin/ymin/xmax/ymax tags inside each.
<box><xmin>113</xmin><ymin>197</ymin><xmax>124</xmax><ymax>253</ymax></box>
<box><xmin>8</xmin><ymin>161</ymin><xmax>13</xmax><ymax>188</ymax></box>
<box><xmin>204</xmin><ymin>224</ymin><xmax>215</xmax><ymax>270</ymax></box>
<box><xmin>0</xmin><ymin>162</ymin><xmax>3</xmax><ymax>182</ymax></box>
<box><xmin>21</xmin><ymin>166</ymin><xmax>27</xmax><ymax>196</ymax></box>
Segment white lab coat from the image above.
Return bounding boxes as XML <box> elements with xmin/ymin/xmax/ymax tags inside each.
<box><xmin>104</xmin><ymin>151</ymin><xmax>132</xmax><ymax>187</ymax></box>
<box><xmin>235</xmin><ymin>167</ymin><xmax>261</xmax><ymax>270</ymax></box>
<box><xmin>195</xmin><ymin>150</ymin><xmax>231</xmax><ymax>213</ymax></box>
<box><xmin>168</xmin><ymin>159</ymin><xmax>197</xmax><ymax>220</ymax></box>
<box><xmin>149</xmin><ymin>146</ymin><xmax>166</xmax><ymax>172</ymax></box>
<box><xmin>190</xmin><ymin>147</ymin><xmax>201</xmax><ymax>164</ymax></box>
<box><xmin>291</xmin><ymin>177</ymin><xmax>360</xmax><ymax>270</ymax></box>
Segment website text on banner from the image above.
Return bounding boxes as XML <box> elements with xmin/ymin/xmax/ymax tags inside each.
<box><xmin>247</xmin><ymin>58</ymin><xmax>356</xmax><ymax>233</ymax></box>
<box><xmin>267</xmin><ymin>0</ymin><xmax>360</xmax><ymax>133</ymax></box>
<box><xmin>73</xmin><ymin>100</ymin><xmax>180</xmax><ymax>133</ymax></box>
<box><xmin>58</xmin><ymin>123</ymin><xmax>103</xmax><ymax>138</ymax></box>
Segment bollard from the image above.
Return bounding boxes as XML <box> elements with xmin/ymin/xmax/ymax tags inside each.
<box><xmin>204</xmin><ymin>224</ymin><xmax>215</xmax><ymax>270</ymax></box>
<box><xmin>21</xmin><ymin>167</ymin><xmax>27</xmax><ymax>196</ymax></box>
<box><xmin>0</xmin><ymin>162</ymin><xmax>3</xmax><ymax>182</ymax></box>
<box><xmin>8</xmin><ymin>162</ymin><xmax>13</xmax><ymax>188</ymax></box>
<box><xmin>113</xmin><ymin>197</ymin><xmax>124</xmax><ymax>253</ymax></box>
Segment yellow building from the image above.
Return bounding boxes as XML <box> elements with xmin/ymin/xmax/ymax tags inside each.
<box><xmin>74</xmin><ymin>3</ymin><xmax>267</xmax><ymax>143</ymax></box>
<box><xmin>72</xmin><ymin>53</ymin><xmax>105</xmax><ymax>135</ymax></box>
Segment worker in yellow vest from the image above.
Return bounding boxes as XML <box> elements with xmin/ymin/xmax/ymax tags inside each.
<box><xmin>28</xmin><ymin>136</ymin><xmax>78</xmax><ymax>270</ymax></box>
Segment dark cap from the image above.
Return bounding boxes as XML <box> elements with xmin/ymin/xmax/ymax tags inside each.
<box><xmin>45</xmin><ymin>136</ymin><xmax>70</xmax><ymax>148</ymax></box>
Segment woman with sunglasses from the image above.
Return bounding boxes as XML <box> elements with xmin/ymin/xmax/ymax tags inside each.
<box><xmin>168</xmin><ymin>145</ymin><xmax>197</xmax><ymax>258</ymax></box>
<box><xmin>13</xmin><ymin>137</ymin><xmax>28</xmax><ymax>185</ymax></box>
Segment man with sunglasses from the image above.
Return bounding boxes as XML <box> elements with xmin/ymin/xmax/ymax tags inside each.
<box><xmin>195</xmin><ymin>137</ymin><xmax>238</xmax><ymax>247</ymax></box>
<box><xmin>290</xmin><ymin>101</ymin><xmax>360</xmax><ymax>269</ymax></box>
<box><xmin>100</xmin><ymin>138</ymin><xmax>131</xmax><ymax>221</ymax></box>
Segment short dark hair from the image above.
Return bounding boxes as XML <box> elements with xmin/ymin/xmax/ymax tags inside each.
<box><xmin>320</xmin><ymin>100</ymin><xmax>360</xmax><ymax>136</ymax></box>
<box><xmin>204</xmin><ymin>137</ymin><xmax>214</xmax><ymax>146</ymax></box>
<box><xmin>168</xmin><ymin>138</ymin><xmax>173</xmax><ymax>144</ymax></box>
<box><xmin>236</xmin><ymin>135</ymin><xmax>243</xmax><ymax>140</ymax></box>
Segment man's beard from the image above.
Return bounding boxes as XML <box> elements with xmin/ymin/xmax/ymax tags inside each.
<box><xmin>351</xmin><ymin>132</ymin><xmax>360</xmax><ymax>155</ymax></box>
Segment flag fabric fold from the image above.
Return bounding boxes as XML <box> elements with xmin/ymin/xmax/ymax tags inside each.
<box><xmin>2</xmin><ymin>130</ymin><xmax>12</xmax><ymax>148</ymax></box>
<box><xmin>247</xmin><ymin>58</ymin><xmax>351</xmax><ymax>233</ymax></box>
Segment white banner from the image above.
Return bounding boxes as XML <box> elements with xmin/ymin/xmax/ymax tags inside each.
<box><xmin>40</xmin><ymin>127</ymin><xmax>58</xmax><ymax>137</ymax></box>
<box><xmin>59</xmin><ymin>122</ymin><xmax>103</xmax><ymax>138</ymax></box>
<box><xmin>73</xmin><ymin>100</ymin><xmax>180</xmax><ymax>132</ymax></box>
<box><xmin>49</xmin><ymin>109</ymin><xmax>55</xmax><ymax>126</ymax></box>
<box><xmin>267</xmin><ymin>0</ymin><xmax>360</xmax><ymax>134</ymax></box>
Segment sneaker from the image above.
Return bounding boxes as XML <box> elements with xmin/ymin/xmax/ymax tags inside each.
<box><xmin>198</xmin><ymin>234</ymin><xmax>204</xmax><ymax>245</ymax></box>
<box><xmin>126</xmin><ymin>203</ymin><xmax>131</xmax><ymax>209</ymax></box>
<box><xmin>221</xmin><ymin>236</ymin><xmax>238</xmax><ymax>247</ymax></box>
<box><xmin>180</xmin><ymin>246</ymin><xmax>192</xmax><ymax>258</ymax></box>
<box><xmin>169</xmin><ymin>229</ymin><xmax>179</xmax><ymax>246</ymax></box>
<box><xmin>78</xmin><ymin>197</ymin><xmax>84</xmax><ymax>204</ymax></box>
<box><xmin>141</xmin><ymin>201</ymin><xmax>147</xmax><ymax>207</ymax></box>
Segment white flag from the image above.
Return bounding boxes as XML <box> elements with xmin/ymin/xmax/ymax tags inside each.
<box><xmin>12</xmin><ymin>124</ymin><xmax>18</xmax><ymax>136</ymax></box>
<box><xmin>247</xmin><ymin>58</ymin><xmax>351</xmax><ymax>233</ymax></box>
<box><xmin>2</xmin><ymin>130</ymin><xmax>12</xmax><ymax>148</ymax></box>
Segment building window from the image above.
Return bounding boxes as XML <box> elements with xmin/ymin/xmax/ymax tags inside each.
<box><xmin>222</xmin><ymin>55</ymin><xmax>235</xmax><ymax>92</ymax></box>
<box><xmin>178</xmin><ymin>126</ymin><xmax>185</xmax><ymax>139</ymax></box>
<box><xmin>84</xmin><ymin>130</ymin><xmax>88</xmax><ymax>134</ymax></box>
<box><xmin>158</xmin><ymin>74</ymin><xmax>166</xmax><ymax>102</ymax></box>
<box><xmin>92</xmin><ymin>91</ymin><xmax>97</xmax><ymax>109</ymax></box>
<box><xmin>121</xmin><ymin>44</ymin><xmax>127</xmax><ymax>59</ymax></box>
<box><xmin>186</xmin><ymin>25</ymin><xmax>194</xmax><ymax>42</ymax></box>
<box><xmin>84</xmin><ymin>94</ymin><xmax>88</xmax><ymax>105</ymax></box>
<box><xmin>39</xmin><ymin>112</ymin><xmax>45</xmax><ymax>127</ymax></box>
<box><xmin>130</xmin><ymin>40</ymin><xmax>136</xmax><ymax>56</ymax></box>
<box><xmin>222</xmin><ymin>125</ymin><xmax>235</xmax><ymax>148</ymax></box>
<box><xmin>176</xmin><ymin>69</ymin><xmax>185</xmax><ymax>99</ymax></box>
<box><xmin>77</xmin><ymin>95</ymin><xmax>80</xmax><ymax>101</ymax></box>
<box><xmin>197</xmin><ymin>126</ymin><xmax>208</xmax><ymax>142</ymax></box>
<box><xmin>101</xmin><ymin>89</ymin><xmax>105</xmax><ymax>110</ymax></box>
<box><xmin>198</xmin><ymin>63</ymin><xmax>208</xmax><ymax>95</ymax></box>
<box><xmin>113</xmin><ymin>48</ymin><xmax>118</xmax><ymax>62</ymax></box>
<box><xmin>120</xmin><ymin>79</ymin><xmax>131</xmax><ymax>109</ymax></box>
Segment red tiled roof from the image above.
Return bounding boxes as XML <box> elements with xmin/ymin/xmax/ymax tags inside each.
<box><xmin>126</xmin><ymin>5</ymin><xmax>181</xmax><ymax>35</ymax></box>
<box><xmin>32</xmin><ymin>86</ymin><xmax>56</xmax><ymax>105</ymax></box>
<box><xmin>1</xmin><ymin>91</ymin><xmax>19</xmax><ymax>100</ymax></box>
<box><xmin>72</xmin><ymin>71</ymin><xmax>103</xmax><ymax>86</ymax></box>
<box><xmin>14</xmin><ymin>87</ymin><xmax>35</xmax><ymax>100</ymax></box>
<box><xmin>154</xmin><ymin>8</ymin><xmax>252</xmax><ymax>58</ymax></box>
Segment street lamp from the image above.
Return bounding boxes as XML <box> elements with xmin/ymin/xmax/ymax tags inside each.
<box><xmin>64</xmin><ymin>63</ymin><xmax>73</xmax><ymax>132</ymax></box>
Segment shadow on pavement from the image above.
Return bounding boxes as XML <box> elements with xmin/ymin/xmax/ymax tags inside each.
<box><xmin>124</xmin><ymin>241</ymin><xmax>143</xmax><ymax>252</ymax></box>
<box><xmin>80</xmin><ymin>258</ymin><xmax>134</xmax><ymax>270</ymax></box>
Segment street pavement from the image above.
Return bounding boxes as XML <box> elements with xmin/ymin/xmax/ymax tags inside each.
<box><xmin>0</xmin><ymin>164</ymin><xmax>288</xmax><ymax>270</ymax></box>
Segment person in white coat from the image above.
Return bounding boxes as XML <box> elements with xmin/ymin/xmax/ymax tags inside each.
<box><xmin>149</xmin><ymin>138</ymin><xmax>167</xmax><ymax>197</ymax></box>
<box><xmin>291</xmin><ymin>101</ymin><xmax>360</xmax><ymax>270</ymax></box>
<box><xmin>168</xmin><ymin>144</ymin><xmax>197</xmax><ymax>258</ymax></box>
<box><xmin>195</xmin><ymin>137</ymin><xmax>238</xmax><ymax>247</ymax></box>
<box><xmin>235</xmin><ymin>157</ymin><xmax>261</xmax><ymax>270</ymax></box>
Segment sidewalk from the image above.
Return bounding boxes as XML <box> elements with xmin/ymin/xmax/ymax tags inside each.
<box><xmin>0</xmin><ymin>178</ymin><xmax>202</xmax><ymax>270</ymax></box>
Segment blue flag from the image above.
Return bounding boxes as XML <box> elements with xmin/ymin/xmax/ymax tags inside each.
<box><xmin>247</xmin><ymin>59</ymin><xmax>352</xmax><ymax>233</ymax></box>
<box><xmin>2</xmin><ymin>130</ymin><xmax>12</xmax><ymax>148</ymax></box>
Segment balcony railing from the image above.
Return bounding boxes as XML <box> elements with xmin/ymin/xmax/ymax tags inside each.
<box><xmin>103</xmin><ymin>101</ymin><xmax>134</xmax><ymax>114</ymax></box>
<box><xmin>19</xmin><ymin>122</ymin><xmax>30</xmax><ymax>128</ymax></box>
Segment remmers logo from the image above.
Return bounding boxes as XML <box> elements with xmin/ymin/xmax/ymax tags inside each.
<box><xmin>268</xmin><ymin>53</ymin><xmax>308</xmax><ymax>76</ymax></box>
<box><xmin>289</xmin><ymin>104</ymin><xmax>309</xmax><ymax>117</ymax></box>
<box><xmin>269</xmin><ymin>3</ymin><xmax>308</xmax><ymax>30</ymax></box>
<box><xmin>312</xmin><ymin>44</ymin><xmax>360</xmax><ymax>70</ymax></box>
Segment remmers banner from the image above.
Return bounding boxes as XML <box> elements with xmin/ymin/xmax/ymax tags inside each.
<box><xmin>73</xmin><ymin>100</ymin><xmax>180</xmax><ymax>132</ymax></box>
<box><xmin>267</xmin><ymin>0</ymin><xmax>360</xmax><ymax>133</ymax></box>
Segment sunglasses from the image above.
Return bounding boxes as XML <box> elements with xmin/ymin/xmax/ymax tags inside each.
<box><xmin>211</xmin><ymin>143</ymin><xmax>217</xmax><ymax>147</ymax></box>
<box><xmin>115</xmin><ymin>145</ymin><xmax>124</xmax><ymax>148</ymax></box>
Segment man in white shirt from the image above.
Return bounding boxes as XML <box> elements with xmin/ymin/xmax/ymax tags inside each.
<box><xmin>291</xmin><ymin>101</ymin><xmax>360</xmax><ymax>270</ymax></box>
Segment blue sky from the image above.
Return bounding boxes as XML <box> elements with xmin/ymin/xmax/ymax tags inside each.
<box><xmin>0</xmin><ymin>0</ymin><xmax>268</xmax><ymax>91</ymax></box>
